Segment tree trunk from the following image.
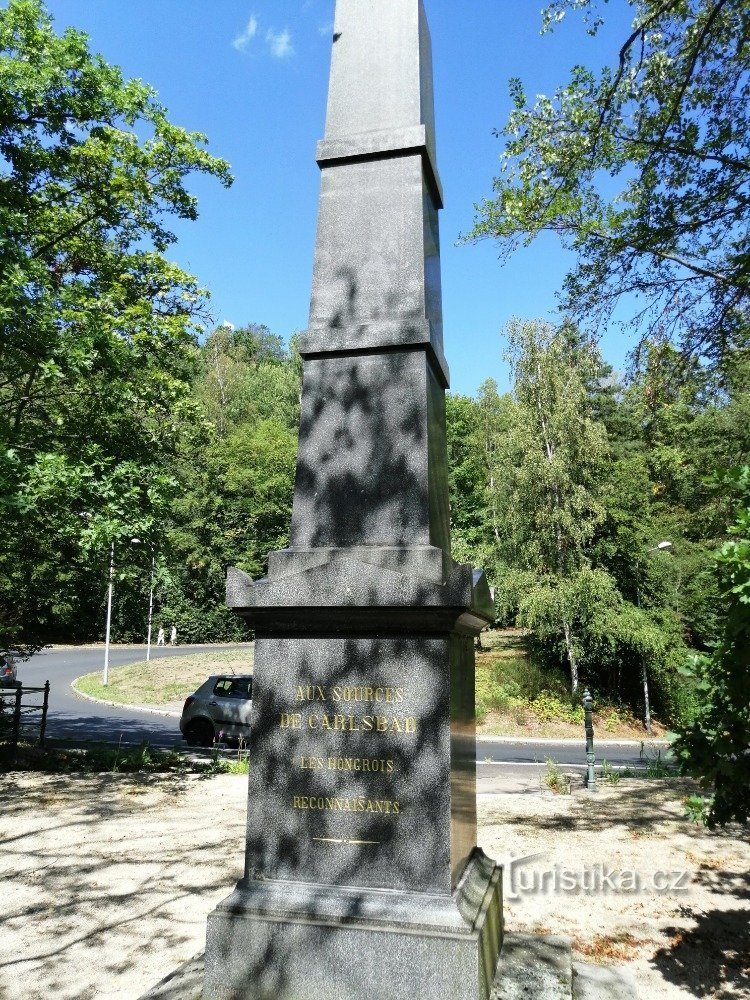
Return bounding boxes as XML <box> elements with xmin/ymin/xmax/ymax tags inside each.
<box><xmin>641</xmin><ymin>654</ymin><xmax>653</xmax><ymax>735</ymax></box>
<box><xmin>563</xmin><ymin>621</ymin><xmax>579</xmax><ymax>693</ymax></box>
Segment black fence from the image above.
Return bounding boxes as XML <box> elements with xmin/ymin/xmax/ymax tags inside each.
<box><xmin>0</xmin><ymin>682</ymin><xmax>50</xmax><ymax>748</ymax></box>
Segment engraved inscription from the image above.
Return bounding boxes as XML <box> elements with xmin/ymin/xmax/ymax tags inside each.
<box><xmin>279</xmin><ymin>681</ymin><xmax>413</xmax><ymax>828</ymax></box>
<box><xmin>293</xmin><ymin>796</ymin><xmax>400</xmax><ymax>814</ymax></box>
<box><xmin>299</xmin><ymin>757</ymin><xmax>394</xmax><ymax>772</ymax></box>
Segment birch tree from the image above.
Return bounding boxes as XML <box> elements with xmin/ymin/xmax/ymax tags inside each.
<box><xmin>493</xmin><ymin>320</ymin><xmax>611</xmax><ymax>692</ymax></box>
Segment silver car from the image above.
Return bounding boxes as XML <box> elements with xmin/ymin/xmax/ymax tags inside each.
<box><xmin>180</xmin><ymin>674</ymin><xmax>253</xmax><ymax>747</ymax></box>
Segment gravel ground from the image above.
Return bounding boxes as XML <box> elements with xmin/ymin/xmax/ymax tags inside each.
<box><xmin>0</xmin><ymin>771</ymin><xmax>747</xmax><ymax>999</ymax></box>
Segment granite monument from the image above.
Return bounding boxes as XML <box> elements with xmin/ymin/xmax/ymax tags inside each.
<box><xmin>203</xmin><ymin>2</ymin><xmax>503</xmax><ymax>997</ymax></box>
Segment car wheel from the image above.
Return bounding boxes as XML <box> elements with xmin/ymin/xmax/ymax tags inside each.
<box><xmin>184</xmin><ymin>718</ymin><xmax>214</xmax><ymax>748</ymax></box>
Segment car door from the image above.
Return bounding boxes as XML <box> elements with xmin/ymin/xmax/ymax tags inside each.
<box><xmin>208</xmin><ymin>677</ymin><xmax>252</xmax><ymax>735</ymax></box>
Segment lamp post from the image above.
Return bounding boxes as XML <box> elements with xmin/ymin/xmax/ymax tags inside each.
<box><xmin>636</xmin><ymin>540</ymin><xmax>673</xmax><ymax>734</ymax></box>
<box><xmin>130</xmin><ymin>539</ymin><xmax>156</xmax><ymax>662</ymax></box>
<box><xmin>145</xmin><ymin>552</ymin><xmax>155</xmax><ymax>662</ymax></box>
<box><xmin>103</xmin><ymin>542</ymin><xmax>115</xmax><ymax>687</ymax></box>
<box><xmin>102</xmin><ymin>536</ymin><xmax>144</xmax><ymax>687</ymax></box>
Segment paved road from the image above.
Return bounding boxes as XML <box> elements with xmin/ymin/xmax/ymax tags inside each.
<box><xmin>17</xmin><ymin>646</ymin><xmax>661</xmax><ymax>775</ymax></box>
<box><xmin>19</xmin><ymin>644</ymin><xmax>249</xmax><ymax>747</ymax></box>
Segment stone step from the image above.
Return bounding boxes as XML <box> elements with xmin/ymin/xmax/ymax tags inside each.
<box><xmin>491</xmin><ymin>933</ymin><xmax>573</xmax><ymax>999</ymax></box>
<box><xmin>140</xmin><ymin>939</ymin><xmax>639</xmax><ymax>1000</ymax></box>
<box><xmin>572</xmin><ymin>961</ymin><xmax>638</xmax><ymax>1000</ymax></box>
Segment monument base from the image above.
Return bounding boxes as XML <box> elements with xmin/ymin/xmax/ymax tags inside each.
<box><xmin>203</xmin><ymin>849</ymin><xmax>503</xmax><ymax>1000</ymax></box>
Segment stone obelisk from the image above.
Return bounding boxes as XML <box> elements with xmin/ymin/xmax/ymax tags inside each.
<box><xmin>203</xmin><ymin>2</ymin><xmax>503</xmax><ymax>997</ymax></box>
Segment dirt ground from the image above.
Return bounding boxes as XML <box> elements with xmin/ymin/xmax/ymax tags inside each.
<box><xmin>0</xmin><ymin>771</ymin><xmax>747</xmax><ymax>1000</ymax></box>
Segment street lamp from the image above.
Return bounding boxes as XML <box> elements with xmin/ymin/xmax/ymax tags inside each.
<box><xmin>130</xmin><ymin>540</ymin><xmax>156</xmax><ymax>662</ymax></box>
<box><xmin>102</xmin><ymin>536</ymin><xmax>143</xmax><ymax>687</ymax></box>
<box><xmin>636</xmin><ymin>540</ymin><xmax>673</xmax><ymax>734</ymax></box>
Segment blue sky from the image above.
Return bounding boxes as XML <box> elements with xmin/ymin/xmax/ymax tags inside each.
<box><xmin>41</xmin><ymin>0</ymin><xmax>635</xmax><ymax>396</ymax></box>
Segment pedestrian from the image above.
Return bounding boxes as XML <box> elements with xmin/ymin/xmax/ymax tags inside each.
<box><xmin>170</xmin><ymin>624</ymin><xmax>178</xmax><ymax>646</ymax></box>
<box><xmin>156</xmin><ymin>626</ymin><xmax>165</xmax><ymax>646</ymax></box>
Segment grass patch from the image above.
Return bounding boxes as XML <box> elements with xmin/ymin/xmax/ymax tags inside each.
<box><xmin>73</xmin><ymin>648</ymin><xmax>253</xmax><ymax>709</ymax></box>
<box><xmin>475</xmin><ymin>630</ymin><xmax>663</xmax><ymax>738</ymax></box>
<box><xmin>1</xmin><ymin>738</ymin><xmax>251</xmax><ymax>776</ymax></box>
<box><xmin>476</xmin><ymin>632</ymin><xmax>579</xmax><ymax>727</ymax></box>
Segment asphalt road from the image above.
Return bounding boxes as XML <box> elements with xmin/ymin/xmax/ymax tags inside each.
<box><xmin>16</xmin><ymin>646</ymin><xmax>660</xmax><ymax>776</ymax></box>
<box><xmin>18</xmin><ymin>644</ymin><xmax>247</xmax><ymax>748</ymax></box>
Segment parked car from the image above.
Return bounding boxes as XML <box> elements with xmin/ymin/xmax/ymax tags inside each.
<box><xmin>180</xmin><ymin>674</ymin><xmax>253</xmax><ymax>747</ymax></box>
<box><xmin>0</xmin><ymin>653</ymin><xmax>18</xmax><ymax>688</ymax></box>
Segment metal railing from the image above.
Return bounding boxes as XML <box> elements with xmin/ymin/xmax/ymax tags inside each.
<box><xmin>0</xmin><ymin>682</ymin><xmax>50</xmax><ymax>748</ymax></box>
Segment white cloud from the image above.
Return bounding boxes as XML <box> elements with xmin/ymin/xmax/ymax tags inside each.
<box><xmin>232</xmin><ymin>15</ymin><xmax>258</xmax><ymax>52</ymax></box>
<box><xmin>266</xmin><ymin>27</ymin><xmax>294</xmax><ymax>58</ymax></box>
<box><xmin>318</xmin><ymin>21</ymin><xmax>334</xmax><ymax>36</ymax></box>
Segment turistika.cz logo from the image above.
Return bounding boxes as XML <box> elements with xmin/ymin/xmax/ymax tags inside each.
<box><xmin>504</xmin><ymin>853</ymin><xmax>691</xmax><ymax>901</ymax></box>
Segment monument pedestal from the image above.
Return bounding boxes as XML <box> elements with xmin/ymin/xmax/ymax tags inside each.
<box><xmin>203</xmin><ymin>556</ymin><xmax>501</xmax><ymax>1000</ymax></box>
<box><xmin>205</xmin><ymin>851</ymin><xmax>502</xmax><ymax>1000</ymax></box>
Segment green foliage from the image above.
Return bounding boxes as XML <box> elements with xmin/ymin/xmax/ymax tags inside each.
<box><xmin>0</xmin><ymin>0</ymin><xmax>231</xmax><ymax>651</ymax></box>
<box><xmin>467</xmin><ymin>0</ymin><xmax>750</xmax><ymax>366</ymax></box>
<box><xmin>672</xmin><ymin>467</ymin><xmax>750</xmax><ymax>826</ymax></box>
<box><xmin>643</xmin><ymin>747</ymin><xmax>675</xmax><ymax>779</ymax></box>
<box><xmin>601</xmin><ymin>759</ymin><xmax>621</xmax><ymax>785</ymax></box>
<box><xmin>475</xmin><ymin>644</ymin><xmax>587</xmax><ymax>726</ymax></box>
<box><xmin>161</xmin><ymin>325</ymin><xmax>301</xmax><ymax>640</ymax></box>
<box><xmin>683</xmin><ymin>794</ymin><xmax>710</xmax><ymax>825</ymax></box>
<box><xmin>542</xmin><ymin>757</ymin><xmax>571</xmax><ymax>794</ymax></box>
<box><xmin>486</xmin><ymin>320</ymin><xmax>618</xmax><ymax>691</ymax></box>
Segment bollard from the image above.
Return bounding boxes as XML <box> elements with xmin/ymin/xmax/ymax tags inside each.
<box><xmin>583</xmin><ymin>688</ymin><xmax>596</xmax><ymax>792</ymax></box>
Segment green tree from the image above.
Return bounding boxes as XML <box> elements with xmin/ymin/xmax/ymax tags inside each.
<box><xmin>163</xmin><ymin>328</ymin><xmax>300</xmax><ymax>641</ymax></box>
<box><xmin>672</xmin><ymin>466</ymin><xmax>750</xmax><ymax>827</ymax></box>
<box><xmin>491</xmin><ymin>319</ymin><xmax>611</xmax><ymax>691</ymax></box>
<box><xmin>446</xmin><ymin>392</ymin><xmax>489</xmax><ymax>568</ymax></box>
<box><xmin>468</xmin><ymin>0</ymin><xmax>750</xmax><ymax>366</ymax></box>
<box><xmin>0</xmin><ymin>0</ymin><xmax>231</xmax><ymax>649</ymax></box>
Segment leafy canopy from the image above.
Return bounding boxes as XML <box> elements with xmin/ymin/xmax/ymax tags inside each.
<box><xmin>672</xmin><ymin>466</ymin><xmax>750</xmax><ymax>827</ymax></box>
<box><xmin>0</xmin><ymin>0</ymin><xmax>231</xmax><ymax>650</ymax></box>
<box><xmin>467</xmin><ymin>0</ymin><xmax>750</xmax><ymax>366</ymax></box>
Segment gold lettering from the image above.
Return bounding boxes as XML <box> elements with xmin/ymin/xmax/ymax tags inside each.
<box><xmin>395</xmin><ymin>688</ymin><xmax>404</xmax><ymax>703</ymax></box>
<box><xmin>293</xmin><ymin>795</ymin><xmax>402</xmax><ymax>814</ymax></box>
<box><xmin>363</xmin><ymin>716</ymin><xmax>374</xmax><ymax>731</ymax></box>
<box><xmin>308</xmin><ymin>715</ymin><xmax>318</xmax><ymax>730</ymax></box>
<box><xmin>280</xmin><ymin>713</ymin><xmax>302</xmax><ymax>729</ymax></box>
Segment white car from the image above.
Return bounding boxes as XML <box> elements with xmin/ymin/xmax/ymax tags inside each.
<box><xmin>180</xmin><ymin>674</ymin><xmax>253</xmax><ymax>747</ymax></box>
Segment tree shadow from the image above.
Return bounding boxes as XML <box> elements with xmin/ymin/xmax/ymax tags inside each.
<box><xmin>483</xmin><ymin>780</ymin><xmax>711</xmax><ymax>837</ymax></box>
<box><xmin>0</xmin><ymin>771</ymin><xmax>245</xmax><ymax>999</ymax></box>
<box><xmin>650</xmin><ymin>905</ymin><xmax>750</xmax><ymax>999</ymax></box>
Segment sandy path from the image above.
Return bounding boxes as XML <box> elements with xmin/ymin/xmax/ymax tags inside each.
<box><xmin>480</xmin><ymin>778</ymin><xmax>750</xmax><ymax>1000</ymax></box>
<box><xmin>0</xmin><ymin>772</ymin><xmax>747</xmax><ymax>999</ymax></box>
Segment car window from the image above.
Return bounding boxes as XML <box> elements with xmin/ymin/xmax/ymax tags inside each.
<box><xmin>212</xmin><ymin>677</ymin><xmax>252</xmax><ymax>700</ymax></box>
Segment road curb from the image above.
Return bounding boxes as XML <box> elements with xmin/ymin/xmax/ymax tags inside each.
<box><xmin>476</xmin><ymin>734</ymin><xmax>670</xmax><ymax>747</ymax></box>
<box><xmin>70</xmin><ymin>679</ymin><xmax>181</xmax><ymax>719</ymax></box>
<box><xmin>69</xmin><ymin>682</ymin><xmax>669</xmax><ymax>745</ymax></box>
